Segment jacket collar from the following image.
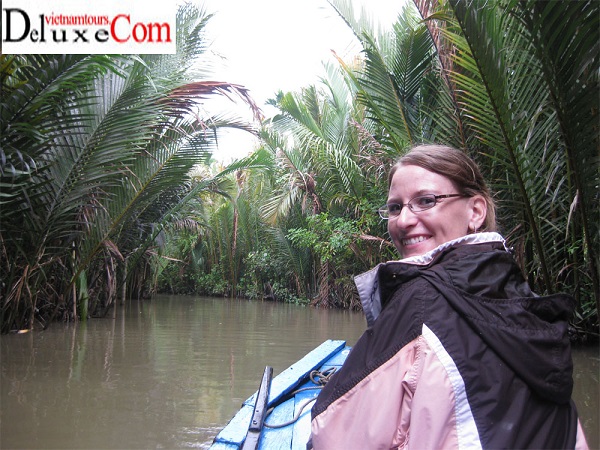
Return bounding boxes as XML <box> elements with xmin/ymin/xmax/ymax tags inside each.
<box><xmin>355</xmin><ymin>232</ymin><xmax>508</xmax><ymax>326</ymax></box>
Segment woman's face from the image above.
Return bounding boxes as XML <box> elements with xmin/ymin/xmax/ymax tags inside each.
<box><xmin>387</xmin><ymin>164</ymin><xmax>485</xmax><ymax>258</ymax></box>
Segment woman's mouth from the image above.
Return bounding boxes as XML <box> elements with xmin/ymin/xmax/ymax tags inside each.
<box><xmin>401</xmin><ymin>236</ymin><xmax>429</xmax><ymax>246</ymax></box>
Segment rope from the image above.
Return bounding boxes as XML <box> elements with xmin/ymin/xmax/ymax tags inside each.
<box><xmin>309</xmin><ymin>367</ymin><xmax>337</xmax><ymax>385</ymax></box>
<box><xmin>262</xmin><ymin>367</ymin><xmax>337</xmax><ymax>429</ymax></box>
<box><xmin>263</xmin><ymin>397</ymin><xmax>317</xmax><ymax>428</ymax></box>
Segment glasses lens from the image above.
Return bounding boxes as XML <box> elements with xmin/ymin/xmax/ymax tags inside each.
<box><xmin>379</xmin><ymin>203</ymin><xmax>404</xmax><ymax>219</ymax></box>
<box><xmin>409</xmin><ymin>194</ymin><xmax>437</xmax><ymax>211</ymax></box>
<box><xmin>378</xmin><ymin>206</ymin><xmax>389</xmax><ymax>219</ymax></box>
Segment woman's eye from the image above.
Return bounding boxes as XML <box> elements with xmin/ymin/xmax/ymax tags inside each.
<box><xmin>388</xmin><ymin>204</ymin><xmax>402</xmax><ymax>213</ymax></box>
<box><xmin>414</xmin><ymin>196</ymin><xmax>435</xmax><ymax>207</ymax></box>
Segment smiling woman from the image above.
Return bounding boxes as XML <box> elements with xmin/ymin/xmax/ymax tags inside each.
<box><xmin>384</xmin><ymin>145</ymin><xmax>494</xmax><ymax>258</ymax></box>
<box><xmin>308</xmin><ymin>144</ymin><xmax>590</xmax><ymax>449</ymax></box>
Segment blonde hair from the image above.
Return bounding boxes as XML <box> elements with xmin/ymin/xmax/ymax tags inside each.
<box><xmin>389</xmin><ymin>144</ymin><xmax>497</xmax><ymax>232</ymax></box>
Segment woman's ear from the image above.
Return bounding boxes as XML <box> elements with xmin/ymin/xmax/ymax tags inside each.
<box><xmin>469</xmin><ymin>195</ymin><xmax>487</xmax><ymax>232</ymax></box>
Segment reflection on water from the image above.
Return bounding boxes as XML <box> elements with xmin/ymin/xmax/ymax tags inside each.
<box><xmin>1</xmin><ymin>295</ymin><xmax>598</xmax><ymax>449</ymax></box>
<box><xmin>1</xmin><ymin>296</ymin><xmax>366</xmax><ymax>449</ymax></box>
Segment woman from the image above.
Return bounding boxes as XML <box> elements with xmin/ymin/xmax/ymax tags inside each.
<box><xmin>309</xmin><ymin>145</ymin><xmax>588</xmax><ymax>449</ymax></box>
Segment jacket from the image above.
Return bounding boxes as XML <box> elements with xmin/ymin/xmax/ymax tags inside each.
<box><xmin>310</xmin><ymin>233</ymin><xmax>588</xmax><ymax>449</ymax></box>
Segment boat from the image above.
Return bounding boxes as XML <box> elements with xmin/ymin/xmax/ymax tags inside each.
<box><xmin>210</xmin><ymin>339</ymin><xmax>350</xmax><ymax>450</ymax></box>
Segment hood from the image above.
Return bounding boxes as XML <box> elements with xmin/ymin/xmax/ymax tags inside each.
<box><xmin>355</xmin><ymin>232</ymin><xmax>575</xmax><ymax>404</ymax></box>
<box><xmin>423</xmin><ymin>268</ymin><xmax>575</xmax><ymax>404</ymax></box>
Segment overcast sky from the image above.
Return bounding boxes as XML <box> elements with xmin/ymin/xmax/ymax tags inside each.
<box><xmin>198</xmin><ymin>0</ymin><xmax>404</xmax><ymax>161</ymax></box>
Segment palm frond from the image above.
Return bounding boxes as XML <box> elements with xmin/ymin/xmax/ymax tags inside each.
<box><xmin>443</xmin><ymin>0</ymin><xmax>598</xmax><ymax>304</ymax></box>
<box><xmin>330</xmin><ymin>1</ymin><xmax>441</xmax><ymax>151</ymax></box>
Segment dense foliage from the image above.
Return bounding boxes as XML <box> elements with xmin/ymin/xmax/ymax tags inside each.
<box><xmin>0</xmin><ymin>4</ymin><xmax>261</xmax><ymax>333</ymax></box>
<box><xmin>2</xmin><ymin>0</ymin><xmax>598</xmax><ymax>340</ymax></box>
<box><xmin>158</xmin><ymin>0</ymin><xmax>598</xmax><ymax>340</ymax></box>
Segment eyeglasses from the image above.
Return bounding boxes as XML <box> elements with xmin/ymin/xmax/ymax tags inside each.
<box><xmin>378</xmin><ymin>194</ymin><xmax>465</xmax><ymax>219</ymax></box>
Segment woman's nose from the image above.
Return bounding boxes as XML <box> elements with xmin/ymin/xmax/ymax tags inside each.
<box><xmin>393</xmin><ymin>205</ymin><xmax>418</xmax><ymax>228</ymax></box>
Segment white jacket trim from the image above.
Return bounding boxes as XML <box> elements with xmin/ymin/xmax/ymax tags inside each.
<box><xmin>423</xmin><ymin>324</ymin><xmax>482</xmax><ymax>450</ymax></box>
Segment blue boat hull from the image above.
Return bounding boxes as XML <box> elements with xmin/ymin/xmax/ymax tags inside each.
<box><xmin>210</xmin><ymin>340</ymin><xmax>350</xmax><ymax>450</ymax></box>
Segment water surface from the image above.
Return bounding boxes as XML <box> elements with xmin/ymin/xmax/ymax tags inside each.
<box><xmin>1</xmin><ymin>295</ymin><xmax>597</xmax><ymax>449</ymax></box>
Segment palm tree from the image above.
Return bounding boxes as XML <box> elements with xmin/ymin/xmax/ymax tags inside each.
<box><xmin>329</xmin><ymin>0</ymin><xmax>449</xmax><ymax>149</ymax></box>
<box><xmin>0</xmin><ymin>3</ymin><xmax>262</xmax><ymax>332</ymax></box>
<box><xmin>428</xmin><ymin>0</ymin><xmax>598</xmax><ymax>331</ymax></box>
<box><xmin>255</xmin><ymin>63</ymin><xmax>393</xmax><ymax>307</ymax></box>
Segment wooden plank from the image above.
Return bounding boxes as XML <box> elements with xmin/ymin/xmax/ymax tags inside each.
<box><xmin>322</xmin><ymin>346</ymin><xmax>351</xmax><ymax>368</ymax></box>
<box><xmin>259</xmin><ymin>397</ymin><xmax>295</xmax><ymax>449</ymax></box>
<box><xmin>242</xmin><ymin>366</ymin><xmax>273</xmax><ymax>450</ymax></box>
<box><xmin>212</xmin><ymin>404</ymin><xmax>254</xmax><ymax>446</ymax></box>
<box><xmin>265</xmin><ymin>340</ymin><xmax>345</xmax><ymax>405</ymax></box>
<box><xmin>291</xmin><ymin>384</ymin><xmax>320</xmax><ymax>450</ymax></box>
<box><xmin>210</xmin><ymin>443</ymin><xmax>239</xmax><ymax>450</ymax></box>
<box><xmin>242</xmin><ymin>340</ymin><xmax>346</xmax><ymax>409</ymax></box>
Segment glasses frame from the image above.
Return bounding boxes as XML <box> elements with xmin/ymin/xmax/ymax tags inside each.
<box><xmin>378</xmin><ymin>193</ymin><xmax>465</xmax><ymax>220</ymax></box>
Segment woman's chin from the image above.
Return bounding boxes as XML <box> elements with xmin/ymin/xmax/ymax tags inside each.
<box><xmin>400</xmin><ymin>241</ymin><xmax>435</xmax><ymax>259</ymax></box>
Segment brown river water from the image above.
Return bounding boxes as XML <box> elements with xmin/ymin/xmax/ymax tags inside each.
<box><xmin>1</xmin><ymin>295</ymin><xmax>598</xmax><ymax>449</ymax></box>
